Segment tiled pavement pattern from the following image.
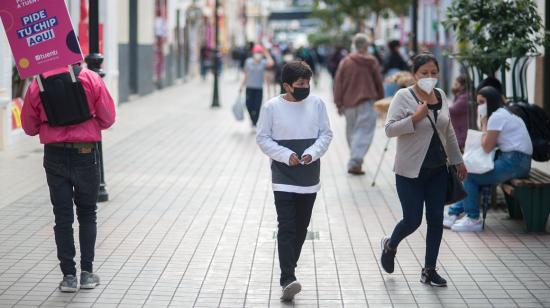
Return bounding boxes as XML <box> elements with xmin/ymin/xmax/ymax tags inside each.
<box><xmin>0</xmin><ymin>73</ymin><xmax>549</xmax><ymax>308</ymax></box>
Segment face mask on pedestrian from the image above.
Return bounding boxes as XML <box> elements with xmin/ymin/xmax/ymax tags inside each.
<box><xmin>291</xmin><ymin>86</ymin><xmax>310</xmax><ymax>101</ymax></box>
<box><xmin>477</xmin><ymin>102</ymin><xmax>487</xmax><ymax>128</ymax></box>
<box><xmin>283</xmin><ymin>54</ymin><xmax>293</xmax><ymax>62</ymax></box>
<box><xmin>253</xmin><ymin>53</ymin><xmax>263</xmax><ymax>61</ymax></box>
<box><xmin>417</xmin><ymin>77</ymin><xmax>438</xmax><ymax>94</ymax></box>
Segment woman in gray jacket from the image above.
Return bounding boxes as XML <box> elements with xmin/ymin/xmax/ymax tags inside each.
<box><xmin>380</xmin><ymin>53</ymin><xmax>467</xmax><ymax>287</ymax></box>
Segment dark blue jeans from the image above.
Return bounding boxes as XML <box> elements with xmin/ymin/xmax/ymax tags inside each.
<box><xmin>274</xmin><ymin>191</ymin><xmax>316</xmax><ymax>286</ymax></box>
<box><xmin>449</xmin><ymin>151</ymin><xmax>531</xmax><ymax>218</ymax></box>
<box><xmin>245</xmin><ymin>88</ymin><xmax>263</xmax><ymax>126</ymax></box>
<box><xmin>43</xmin><ymin>145</ymin><xmax>99</xmax><ymax>276</ymax></box>
<box><xmin>389</xmin><ymin>166</ymin><xmax>448</xmax><ymax>268</ymax></box>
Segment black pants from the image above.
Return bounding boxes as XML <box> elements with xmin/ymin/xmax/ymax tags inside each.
<box><xmin>274</xmin><ymin>191</ymin><xmax>316</xmax><ymax>286</ymax></box>
<box><xmin>389</xmin><ymin>166</ymin><xmax>448</xmax><ymax>268</ymax></box>
<box><xmin>245</xmin><ymin>88</ymin><xmax>263</xmax><ymax>126</ymax></box>
<box><xmin>44</xmin><ymin>145</ymin><xmax>99</xmax><ymax>276</ymax></box>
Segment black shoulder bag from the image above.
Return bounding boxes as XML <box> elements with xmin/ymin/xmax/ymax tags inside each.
<box><xmin>408</xmin><ymin>88</ymin><xmax>467</xmax><ymax>205</ymax></box>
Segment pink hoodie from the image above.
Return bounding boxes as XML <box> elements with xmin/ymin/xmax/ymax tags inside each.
<box><xmin>21</xmin><ymin>66</ymin><xmax>116</xmax><ymax>144</ymax></box>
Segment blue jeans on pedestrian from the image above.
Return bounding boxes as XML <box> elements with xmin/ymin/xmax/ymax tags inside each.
<box><xmin>448</xmin><ymin>151</ymin><xmax>531</xmax><ymax>219</ymax></box>
<box><xmin>44</xmin><ymin>145</ymin><xmax>99</xmax><ymax>276</ymax></box>
<box><xmin>389</xmin><ymin>166</ymin><xmax>448</xmax><ymax>268</ymax></box>
<box><xmin>274</xmin><ymin>191</ymin><xmax>316</xmax><ymax>286</ymax></box>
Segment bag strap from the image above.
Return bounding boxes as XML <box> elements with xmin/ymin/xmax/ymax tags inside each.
<box><xmin>408</xmin><ymin>87</ymin><xmax>449</xmax><ymax>160</ymax></box>
<box><xmin>408</xmin><ymin>88</ymin><xmax>439</xmax><ymax>133</ymax></box>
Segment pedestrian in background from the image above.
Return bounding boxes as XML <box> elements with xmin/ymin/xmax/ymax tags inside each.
<box><xmin>333</xmin><ymin>33</ymin><xmax>384</xmax><ymax>175</ymax></box>
<box><xmin>381</xmin><ymin>53</ymin><xmax>466</xmax><ymax>287</ymax></box>
<box><xmin>449</xmin><ymin>75</ymin><xmax>469</xmax><ymax>150</ymax></box>
<box><xmin>256</xmin><ymin>61</ymin><xmax>333</xmax><ymax>302</ymax></box>
<box><xmin>199</xmin><ymin>44</ymin><xmax>212</xmax><ymax>81</ymax></box>
<box><xmin>240</xmin><ymin>44</ymin><xmax>275</xmax><ymax>129</ymax></box>
<box><xmin>327</xmin><ymin>46</ymin><xmax>347</xmax><ymax>80</ymax></box>
<box><xmin>382</xmin><ymin>40</ymin><xmax>409</xmax><ymax>77</ymax></box>
<box><xmin>21</xmin><ymin>64</ymin><xmax>116</xmax><ymax>292</ymax></box>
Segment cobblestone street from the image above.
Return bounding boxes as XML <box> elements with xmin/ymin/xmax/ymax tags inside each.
<box><xmin>0</xmin><ymin>74</ymin><xmax>549</xmax><ymax>308</ymax></box>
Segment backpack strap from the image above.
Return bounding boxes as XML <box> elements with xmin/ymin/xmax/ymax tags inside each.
<box><xmin>36</xmin><ymin>75</ymin><xmax>45</xmax><ymax>92</ymax></box>
<box><xmin>36</xmin><ymin>64</ymin><xmax>82</xmax><ymax>93</ymax></box>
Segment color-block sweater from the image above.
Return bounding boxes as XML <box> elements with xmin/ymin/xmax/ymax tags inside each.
<box><xmin>256</xmin><ymin>95</ymin><xmax>333</xmax><ymax>194</ymax></box>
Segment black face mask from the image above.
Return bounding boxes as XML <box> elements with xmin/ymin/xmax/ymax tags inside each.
<box><xmin>291</xmin><ymin>87</ymin><xmax>310</xmax><ymax>101</ymax></box>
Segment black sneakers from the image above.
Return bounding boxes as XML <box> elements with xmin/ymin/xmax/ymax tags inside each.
<box><xmin>420</xmin><ymin>267</ymin><xmax>447</xmax><ymax>287</ymax></box>
<box><xmin>380</xmin><ymin>236</ymin><xmax>396</xmax><ymax>274</ymax></box>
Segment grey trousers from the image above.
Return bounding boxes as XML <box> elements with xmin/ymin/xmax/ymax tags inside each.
<box><xmin>344</xmin><ymin>100</ymin><xmax>377</xmax><ymax>169</ymax></box>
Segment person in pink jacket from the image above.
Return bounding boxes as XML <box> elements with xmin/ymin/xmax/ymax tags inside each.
<box><xmin>21</xmin><ymin>63</ymin><xmax>116</xmax><ymax>293</ymax></box>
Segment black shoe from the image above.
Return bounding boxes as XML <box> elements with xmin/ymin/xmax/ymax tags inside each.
<box><xmin>420</xmin><ymin>267</ymin><xmax>447</xmax><ymax>287</ymax></box>
<box><xmin>380</xmin><ymin>236</ymin><xmax>396</xmax><ymax>274</ymax></box>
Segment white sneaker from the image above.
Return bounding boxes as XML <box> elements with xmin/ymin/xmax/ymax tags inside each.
<box><xmin>280</xmin><ymin>281</ymin><xmax>301</xmax><ymax>301</ymax></box>
<box><xmin>443</xmin><ymin>212</ymin><xmax>462</xmax><ymax>229</ymax></box>
<box><xmin>451</xmin><ymin>216</ymin><xmax>483</xmax><ymax>232</ymax></box>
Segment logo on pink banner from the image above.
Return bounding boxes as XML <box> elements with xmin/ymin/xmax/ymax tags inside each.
<box><xmin>0</xmin><ymin>0</ymin><xmax>83</xmax><ymax>78</ymax></box>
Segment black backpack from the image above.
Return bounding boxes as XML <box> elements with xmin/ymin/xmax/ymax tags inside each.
<box><xmin>506</xmin><ymin>101</ymin><xmax>550</xmax><ymax>162</ymax></box>
<box><xmin>37</xmin><ymin>65</ymin><xmax>92</xmax><ymax>127</ymax></box>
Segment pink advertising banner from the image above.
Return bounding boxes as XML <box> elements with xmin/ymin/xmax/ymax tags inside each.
<box><xmin>0</xmin><ymin>0</ymin><xmax>83</xmax><ymax>78</ymax></box>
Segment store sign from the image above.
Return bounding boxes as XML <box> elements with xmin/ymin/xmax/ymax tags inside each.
<box><xmin>11</xmin><ymin>98</ymin><xmax>23</xmax><ymax>130</ymax></box>
<box><xmin>0</xmin><ymin>0</ymin><xmax>83</xmax><ymax>79</ymax></box>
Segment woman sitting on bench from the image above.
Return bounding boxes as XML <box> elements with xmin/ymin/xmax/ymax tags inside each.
<box><xmin>444</xmin><ymin>86</ymin><xmax>533</xmax><ymax>232</ymax></box>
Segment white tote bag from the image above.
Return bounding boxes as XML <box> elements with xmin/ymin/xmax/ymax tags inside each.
<box><xmin>463</xmin><ymin>129</ymin><xmax>496</xmax><ymax>174</ymax></box>
<box><xmin>232</xmin><ymin>94</ymin><xmax>245</xmax><ymax>121</ymax></box>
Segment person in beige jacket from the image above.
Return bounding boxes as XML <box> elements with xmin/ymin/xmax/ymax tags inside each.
<box><xmin>379</xmin><ymin>53</ymin><xmax>467</xmax><ymax>287</ymax></box>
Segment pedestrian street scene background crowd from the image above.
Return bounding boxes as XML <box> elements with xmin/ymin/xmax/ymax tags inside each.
<box><xmin>1</xmin><ymin>0</ymin><xmax>550</xmax><ymax>307</ymax></box>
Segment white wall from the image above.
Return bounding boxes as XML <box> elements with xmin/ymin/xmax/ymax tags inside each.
<box><xmin>140</xmin><ymin>0</ymin><xmax>155</xmax><ymax>45</ymax></box>
<box><xmin>101</xmin><ymin>0</ymin><xmax>119</xmax><ymax>105</ymax></box>
<box><xmin>0</xmin><ymin>26</ymin><xmax>13</xmax><ymax>150</ymax></box>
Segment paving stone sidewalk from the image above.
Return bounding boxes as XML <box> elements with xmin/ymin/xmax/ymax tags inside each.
<box><xmin>0</xmin><ymin>74</ymin><xmax>549</xmax><ymax>308</ymax></box>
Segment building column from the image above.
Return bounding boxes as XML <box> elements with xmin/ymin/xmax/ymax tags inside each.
<box><xmin>544</xmin><ymin>0</ymin><xmax>550</xmax><ymax>114</ymax></box>
<box><xmin>101</xmin><ymin>0</ymin><xmax>120</xmax><ymax>104</ymax></box>
<box><xmin>0</xmin><ymin>26</ymin><xmax>14</xmax><ymax>150</ymax></box>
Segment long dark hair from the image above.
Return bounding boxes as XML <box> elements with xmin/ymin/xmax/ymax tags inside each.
<box><xmin>478</xmin><ymin>86</ymin><xmax>504</xmax><ymax>118</ymax></box>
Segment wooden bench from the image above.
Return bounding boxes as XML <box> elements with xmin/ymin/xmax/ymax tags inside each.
<box><xmin>500</xmin><ymin>168</ymin><xmax>550</xmax><ymax>232</ymax></box>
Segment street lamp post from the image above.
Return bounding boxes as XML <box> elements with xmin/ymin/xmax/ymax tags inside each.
<box><xmin>211</xmin><ymin>0</ymin><xmax>220</xmax><ymax>108</ymax></box>
<box><xmin>411</xmin><ymin>0</ymin><xmax>418</xmax><ymax>55</ymax></box>
<box><xmin>545</xmin><ymin>1</ymin><xmax>550</xmax><ymax>116</ymax></box>
<box><xmin>85</xmin><ymin>0</ymin><xmax>109</xmax><ymax>202</ymax></box>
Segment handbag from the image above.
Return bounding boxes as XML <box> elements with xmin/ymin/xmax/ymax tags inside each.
<box><xmin>463</xmin><ymin>129</ymin><xmax>496</xmax><ymax>174</ymax></box>
<box><xmin>408</xmin><ymin>88</ymin><xmax>467</xmax><ymax>204</ymax></box>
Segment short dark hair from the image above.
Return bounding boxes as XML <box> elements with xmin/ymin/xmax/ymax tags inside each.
<box><xmin>455</xmin><ymin>75</ymin><xmax>467</xmax><ymax>86</ymax></box>
<box><xmin>281</xmin><ymin>61</ymin><xmax>312</xmax><ymax>85</ymax></box>
<box><xmin>476</xmin><ymin>77</ymin><xmax>503</xmax><ymax>95</ymax></box>
<box><xmin>411</xmin><ymin>52</ymin><xmax>439</xmax><ymax>73</ymax></box>
<box><xmin>388</xmin><ymin>40</ymin><xmax>401</xmax><ymax>50</ymax></box>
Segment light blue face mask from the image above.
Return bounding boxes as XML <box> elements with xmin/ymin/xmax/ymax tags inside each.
<box><xmin>367</xmin><ymin>46</ymin><xmax>374</xmax><ymax>54</ymax></box>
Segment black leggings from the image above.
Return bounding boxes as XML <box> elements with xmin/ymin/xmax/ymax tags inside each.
<box><xmin>245</xmin><ymin>88</ymin><xmax>263</xmax><ymax>126</ymax></box>
<box><xmin>389</xmin><ymin>166</ymin><xmax>448</xmax><ymax>268</ymax></box>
